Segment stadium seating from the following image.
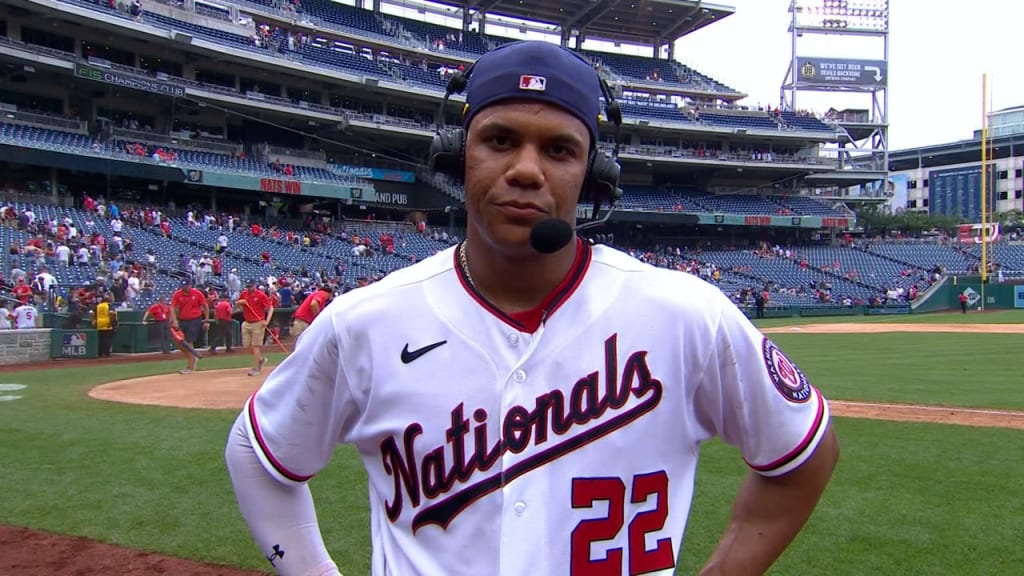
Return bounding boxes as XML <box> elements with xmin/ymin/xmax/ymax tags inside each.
<box><xmin>585</xmin><ymin>51</ymin><xmax>686</xmax><ymax>86</ymax></box>
<box><xmin>965</xmin><ymin>244</ymin><xmax>1024</xmax><ymax>279</ymax></box>
<box><xmin>698</xmin><ymin>111</ymin><xmax>780</xmax><ymax>131</ymax></box>
<box><xmin>9</xmin><ymin>197</ymin><xmax>1024</xmax><ymax>317</ymax></box>
<box><xmin>780</xmin><ymin>111</ymin><xmax>833</xmax><ymax>132</ymax></box>
<box><xmin>297</xmin><ymin>42</ymin><xmax>393</xmax><ymax>80</ymax></box>
<box><xmin>385</xmin><ymin>60</ymin><xmax>449</xmax><ymax>89</ymax></box>
<box><xmin>619</xmin><ymin>101</ymin><xmax>692</xmax><ymax>124</ymax></box>
<box><xmin>613</xmin><ymin>187</ymin><xmax>701</xmax><ymax>212</ymax></box>
<box><xmin>694</xmin><ymin>194</ymin><xmax>784</xmax><ymax>215</ymax></box>
<box><xmin>777</xmin><ymin>195</ymin><xmax>848</xmax><ymax>217</ymax></box>
<box><xmin>0</xmin><ymin>122</ymin><xmax>370</xmax><ymax>188</ymax></box>
<box><xmin>864</xmin><ymin>243</ymin><xmax>977</xmax><ymax>274</ymax></box>
<box><xmin>796</xmin><ymin>245</ymin><xmax>931</xmax><ymax>293</ymax></box>
<box><xmin>390</xmin><ymin>17</ymin><xmax>489</xmax><ymax>56</ymax></box>
<box><xmin>300</xmin><ymin>0</ymin><xmax>394</xmax><ymax>41</ymax></box>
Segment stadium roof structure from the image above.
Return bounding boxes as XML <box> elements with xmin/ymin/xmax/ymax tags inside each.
<box><xmin>441</xmin><ymin>0</ymin><xmax>735</xmax><ymax>46</ymax></box>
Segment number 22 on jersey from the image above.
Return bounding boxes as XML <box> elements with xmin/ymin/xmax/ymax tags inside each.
<box><xmin>571</xmin><ymin>470</ymin><xmax>674</xmax><ymax>575</ymax></box>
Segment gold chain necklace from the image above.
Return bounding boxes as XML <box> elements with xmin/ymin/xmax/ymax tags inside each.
<box><xmin>458</xmin><ymin>242</ymin><xmax>475</xmax><ymax>288</ymax></box>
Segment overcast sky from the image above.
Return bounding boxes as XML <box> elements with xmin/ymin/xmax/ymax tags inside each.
<box><xmin>380</xmin><ymin>0</ymin><xmax>1016</xmax><ymax>152</ymax></box>
<box><xmin>673</xmin><ymin>0</ymin><xmax>1019</xmax><ymax>151</ymax></box>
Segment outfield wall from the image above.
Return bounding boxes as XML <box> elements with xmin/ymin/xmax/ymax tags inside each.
<box><xmin>913</xmin><ymin>279</ymin><xmax>1023</xmax><ymax>313</ymax></box>
<box><xmin>0</xmin><ymin>329</ymin><xmax>51</xmax><ymax>365</ymax></box>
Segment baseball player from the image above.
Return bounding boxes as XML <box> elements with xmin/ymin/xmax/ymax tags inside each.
<box><xmin>226</xmin><ymin>41</ymin><xmax>839</xmax><ymax>576</ymax></box>
<box><xmin>12</xmin><ymin>300</ymin><xmax>39</xmax><ymax>329</ymax></box>
<box><xmin>236</xmin><ymin>279</ymin><xmax>273</xmax><ymax>376</ymax></box>
<box><xmin>290</xmin><ymin>284</ymin><xmax>332</xmax><ymax>339</ymax></box>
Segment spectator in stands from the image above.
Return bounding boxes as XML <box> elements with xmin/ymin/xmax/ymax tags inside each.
<box><xmin>12</xmin><ymin>278</ymin><xmax>32</xmax><ymax>305</ymax></box>
<box><xmin>227</xmin><ymin>269</ymin><xmax>242</xmax><ymax>302</ymax></box>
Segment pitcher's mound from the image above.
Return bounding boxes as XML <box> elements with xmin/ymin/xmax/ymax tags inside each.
<box><xmin>89</xmin><ymin>368</ymin><xmax>269</xmax><ymax>410</ymax></box>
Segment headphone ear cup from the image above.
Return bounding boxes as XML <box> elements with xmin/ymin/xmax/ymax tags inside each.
<box><xmin>584</xmin><ymin>150</ymin><xmax>622</xmax><ymax>205</ymax></box>
<box><xmin>428</xmin><ymin>128</ymin><xmax>466</xmax><ymax>180</ymax></box>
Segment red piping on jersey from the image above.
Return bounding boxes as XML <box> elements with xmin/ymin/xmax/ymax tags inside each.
<box><xmin>454</xmin><ymin>238</ymin><xmax>591</xmax><ymax>334</ymax></box>
<box><xmin>746</xmin><ymin>387</ymin><xmax>826</xmax><ymax>473</ymax></box>
<box><xmin>247</xmin><ymin>395</ymin><xmax>315</xmax><ymax>483</ymax></box>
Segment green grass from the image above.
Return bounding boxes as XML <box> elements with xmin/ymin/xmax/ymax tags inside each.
<box><xmin>1</xmin><ymin>315</ymin><xmax>1023</xmax><ymax>575</ymax></box>
<box><xmin>752</xmin><ymin>308</ymin><xmax>1024</xmax><ymax>328</ymax></box>
<box><xmin>678</xmin><ymin>419</ymin><xmax>1024</xmax><ymax>576</ymax></box>
<box><xmin>772</xmin><ymin>333</ymin><xmax>1024</xmax><ymax>409</ymax></box>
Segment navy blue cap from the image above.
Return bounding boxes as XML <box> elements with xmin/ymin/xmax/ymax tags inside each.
<box><xmin>463</xmin><ymin>41</ymin><xmax>602</xmax><ymax>145</ymax></box>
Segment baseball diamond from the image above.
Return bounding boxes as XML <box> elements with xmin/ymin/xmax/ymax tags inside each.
<box><xmin>1</xmin><ymin>0</ymin><xmax>1023</xmax><ymax>573</ymax></box>
<box><xmin>2</xmin><ymin>317</ymin><xmax>1023</xmax><ymax>575</ymax></box>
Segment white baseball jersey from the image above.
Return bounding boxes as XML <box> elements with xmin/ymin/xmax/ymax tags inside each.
<box><xmin>243</xmin><ymin>239</ymin><xmax>829</xmax><ymax>576</ymax></box>
<box><xmin>13</xmin><ymin>305</ymin><xmax>38</xmax><ymax>329</ymax></box>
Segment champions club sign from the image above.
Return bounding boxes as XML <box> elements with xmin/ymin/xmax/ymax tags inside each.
<box><xmin>75</xmin><ymin>64</ymin><xmax>186</xmax><ymax>98</ymax></box>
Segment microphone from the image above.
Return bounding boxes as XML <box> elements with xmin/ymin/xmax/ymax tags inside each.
<box><xmin>529</xmin><ymin>205</ymin><xmax>616</xmax><ymax>254</ymax></box>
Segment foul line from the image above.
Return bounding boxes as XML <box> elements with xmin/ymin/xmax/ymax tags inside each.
<box><xmin>832</xmin><ymin>401</ymin><xmax>1024</xmax><ymax>417</ymax></box>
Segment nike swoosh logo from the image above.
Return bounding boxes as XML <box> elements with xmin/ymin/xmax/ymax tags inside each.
<box><xmin>401</xmin><ymin>340</ymin><xmax>447</xmax><ymax>364</ymax></box>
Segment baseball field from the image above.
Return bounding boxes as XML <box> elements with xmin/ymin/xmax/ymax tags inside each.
<box><xmin>1</xmin><ymin>310</ymin><xmax>1022</xmax><ymax>575</ymax></box>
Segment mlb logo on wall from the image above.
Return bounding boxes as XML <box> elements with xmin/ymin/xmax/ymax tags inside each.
<box><xmin>519</xmin><ymin>75</ymin><xmax>546</xmax><ymax>91</ymax></box>
<box><xmin>61</xmin><ymin>332</ymin><xmax>88</xmax><ymax>357</ymax></box>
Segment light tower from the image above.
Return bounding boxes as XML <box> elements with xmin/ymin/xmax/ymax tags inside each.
<box><xmin>780</xmin><ymin>0</ymin><xmax>890</xmax><ymax>197</ymax></box>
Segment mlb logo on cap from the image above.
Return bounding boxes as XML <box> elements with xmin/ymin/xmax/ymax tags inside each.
<box><xmin>519</xmin><ymin>75</ymin><xmax>546</xmax><ymax>91</ymax></box>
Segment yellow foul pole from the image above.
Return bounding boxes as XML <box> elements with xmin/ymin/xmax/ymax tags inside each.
<box><xmin>980</xmin><ymin>73</ymin><xmax>988</xmax><ymax>310</ymax></box>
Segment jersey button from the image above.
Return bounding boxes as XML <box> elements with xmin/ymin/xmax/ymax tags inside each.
<box><xmin>513</xmin><ymin>501</ymin><xmax>527</xmax><ymax>515</ymax></box>
<box><xmin>512</xmin><ymin>369</ymin><xmax>526</xmax><ymax>383</ymax></box>
<box><xmin>507</xmin><ymin>333</ymin><xmax>520</xmax><ymax>346</ymax></box>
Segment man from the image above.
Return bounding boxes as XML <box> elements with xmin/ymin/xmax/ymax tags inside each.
<box><xmin>236</xmin><ymin>280</ymin><xmax>273</xmax><ymax>377</ymax></box>
<box><xmin>209</xmin><ymin>292</ymin><xmax>236</xmax><ymax>354</ymax></box>
<box><xmin>12</xmin><ymin>277</ymin><xmax>32</xmax><ymax>305</ymax></box>
<box><xmin>170</xmin><ymin>278</ymin><xmax>208</xmax><ymax>374</ymax></box>
<box><xmin>12</xmin><ymin>300</ymin><xmax>39</xmax><ymax>330</ymax></box>
<box><xmin>93</xmin><ymin>294</ymin><xmax>116</xmax><ymax>357</ymax></box>
<box><xmin>142</xmin><ymin>295</ymin><xmax>172</xmax><ymax>354</ymax></box>
<box><xmin>226</xmin><ymin>41</ymin><xmax>838</xmax><ymax>576</ymax></box>
<box><xmin>227</xmin><ymin>268</ymin><xmax>242</xmax><ymax>303</ymax></box>
<box><xmin>290</xmin><ymin>284</ymin><xmax>332</xmax><ymax>338</ymax></box>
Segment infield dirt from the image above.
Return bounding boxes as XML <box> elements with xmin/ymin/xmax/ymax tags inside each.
<box><xmin>88</xmin><ymin>322</ymin><xmax>1024</xmax><ymax>430</ymax></box>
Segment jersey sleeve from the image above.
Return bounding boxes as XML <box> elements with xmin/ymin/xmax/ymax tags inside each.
<box><xmin>243</xmin><ymin>309</ymin><xmax>360</xmax><ymax>485</ymax></box>
<box><xmin>692</xmin><ymin>295</ymin><xmax>830</xmax><ymax>477</ymax></box>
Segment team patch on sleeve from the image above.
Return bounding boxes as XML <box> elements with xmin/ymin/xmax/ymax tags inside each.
<box><xmin>761</xmin><ymin>337</ymin><xmax>812</xmax><ymax>403</ymax></box>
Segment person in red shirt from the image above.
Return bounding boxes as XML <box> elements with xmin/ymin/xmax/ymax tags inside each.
<box><xmin>142</xmin><ymin>295</ymin><xmax>172</xmax><ymax>353</ymax></box>
<box><xmin>236</xmin><ymin>280</ymin><xmax>274</xmax><ymax>376</ymax></box>
<box><xmin>291</xmin><ymin>285</ymin><xmax>333</xmax><ymax>338</ymax></box>
<box><xmin>209</xmin><ymin>292</ymin><xmax>236</xmax><ymax>354</ymax></box>
<box><xmin>12</xmin><ymin>278</ymin><xmax>32</xmax><ymax>304</ymax></box>
<box><xmin>170</xmin><ymin>278</ymin><xmax>209</xmax><ymax>374</ymax></box>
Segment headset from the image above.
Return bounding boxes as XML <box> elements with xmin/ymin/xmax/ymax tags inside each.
<box><xmin>427</xmin><ymin>46</ymin><xmax>625</xmax><ymax>218</ymax></box>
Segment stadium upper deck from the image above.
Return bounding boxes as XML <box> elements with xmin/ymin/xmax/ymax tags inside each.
<box><xmin>0</xmin><ymin>0</ymin><xmax>856</xmax><ymax>229</ymax></box>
